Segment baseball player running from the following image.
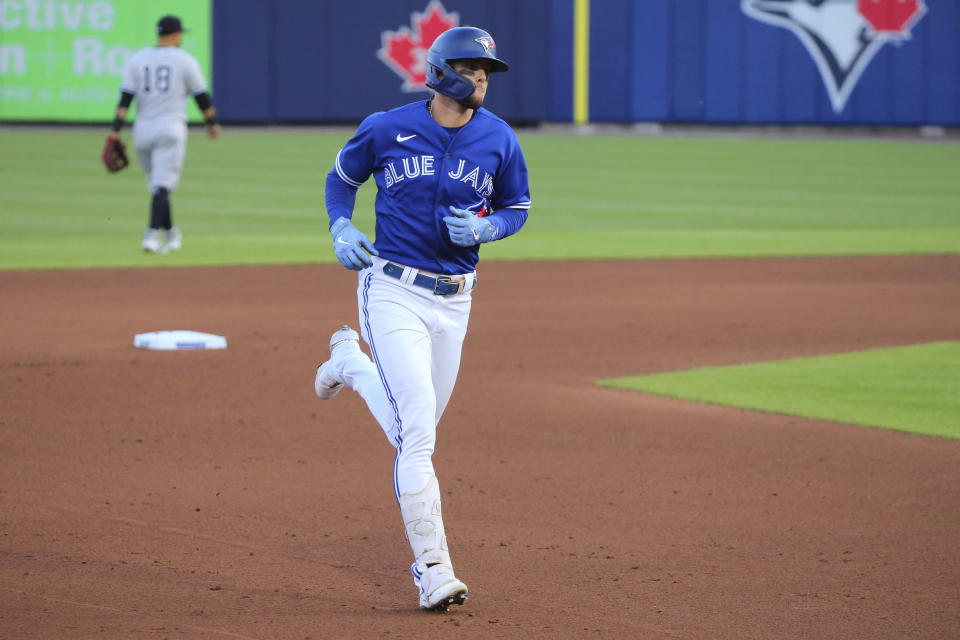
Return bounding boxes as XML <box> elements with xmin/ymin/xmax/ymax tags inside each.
<box><xmin>109</xmin><ymin>15</ymin><xmax>220</xmax><ymax>254</ymax></box>
<box><xmin>314</xmin><ymin>27</ymin><xmax>531</xmax><ymax>611</ymax></box>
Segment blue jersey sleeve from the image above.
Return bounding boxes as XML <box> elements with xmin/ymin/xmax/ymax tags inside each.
<box><xmin>486</xmin><ymin>207</ymin><xmax>528</xmax><ymax>239</ymax></box>
<box><xmin>325</xmin><ymin>170</ymin><xmax>359</xmax><ymax>227</ymax></box>
<box><xmin>333</xmin><ymin>113</ymin><xmax>381</xmax><ymax>187</ymax></box>
<box><xmin>492</xmin><ymin>132</ymin><xmax>531</xmax><ymax>212</ymax></box>
<box><xmin>326</xmin><ymin>113</ymin><xmax>382</xmax><ymax>227</ymax></box>
<box><xmin>488</xmin><ymin>131</ymin><xmax>531</xmax><ymax>239</ymax></box>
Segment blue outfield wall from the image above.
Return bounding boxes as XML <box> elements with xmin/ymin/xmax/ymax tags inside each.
<box><xmin>211</xmin><ymin>0</ymin><xmax>959</xmax><ymax>126</ymax></box>
<box><xmin>211</xmin><ymin>0</ymin><xmax>553</xmax><ymax>123</ymax></box>
<box><xmin>589</xmin><ymin>0</ymin><xmax>959</xmax><ymax>125</ymax></box>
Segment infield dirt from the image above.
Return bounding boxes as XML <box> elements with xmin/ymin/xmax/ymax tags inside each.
<box><xmin>2</xmin><ymin>256</ymin><xmax>959</xmax><ymax>639</ymax></box>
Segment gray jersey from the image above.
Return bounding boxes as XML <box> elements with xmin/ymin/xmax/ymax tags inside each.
<box><xmin>121</xmin><ymin>46</ymin><xmax>207</xmax><ymax>123</ymax></box>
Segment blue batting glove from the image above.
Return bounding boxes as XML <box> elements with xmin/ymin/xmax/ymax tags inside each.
<box><xmin>442</xmin><ymin>206</ymin><xmax>499</xmax><ymax>247</ymax></box>
<box><xmin>330</xmin><ymin>216</ymin><xmax>378</xmax><ymax>270</ymax></box>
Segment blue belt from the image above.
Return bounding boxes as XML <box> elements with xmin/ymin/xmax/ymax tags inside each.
<box><xmin>382</xmin><ymin>262</ymin><xmax>472</xmax><ymax>295</ymax></box>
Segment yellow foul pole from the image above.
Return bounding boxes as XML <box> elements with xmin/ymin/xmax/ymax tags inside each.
<box><xmin>573</xmin><ymin>0</ymin><xmax>589</xmax><ymax>125</ymax></box>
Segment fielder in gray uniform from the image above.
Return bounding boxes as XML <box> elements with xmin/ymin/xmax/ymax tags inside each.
<box><xmin>109</xmin><ymin>15</ymin><xmax>220</xmax><ymax>254</ymax></box>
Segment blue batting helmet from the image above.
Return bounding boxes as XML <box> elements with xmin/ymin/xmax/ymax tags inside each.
<box><xmin>425</xmin><ymin>27</ymin><xmax>509</xmax><ymax>101</ymax></box>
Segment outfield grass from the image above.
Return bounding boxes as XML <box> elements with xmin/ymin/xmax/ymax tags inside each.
<box><xmin>3</xmin><ymin>126</ymin><xmax>958</xmax><ymax>439</ymax></box>
<box><xmin>598</xmin><ymin>342</ymin><xmax>960</xmax><ymax>440</ymax></box>
<box><xmin>1</xmin><ymin>127</ymin><xmax>959</xmax><ymax>269</ymax></box>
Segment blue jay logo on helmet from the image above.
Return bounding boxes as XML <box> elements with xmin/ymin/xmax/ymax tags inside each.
<box><xmin>474</xmin><ymin>36</ymin><xmax>494</xmax><ymax>53</ymax></box>
<box><xmin>742</xmin><ymin>0</ymin><xmax>927</xmax><ymax>113</ymax></box>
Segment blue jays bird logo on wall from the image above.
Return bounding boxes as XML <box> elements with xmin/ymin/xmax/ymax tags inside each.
<box><xmin>742</xmin><ymin>0</ymin><xmax>927</xmax><ymax>113</ymax></box>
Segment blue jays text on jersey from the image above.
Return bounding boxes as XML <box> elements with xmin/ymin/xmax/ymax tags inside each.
<box><xmin>382</xmin><ymin>156</ymin><xmax>494</xmax><ymax>201</ymax></box>
<box><xmin>326</xmin><ymin>100</ymin><xmax>531</xmax><ymax>274</ymax></box>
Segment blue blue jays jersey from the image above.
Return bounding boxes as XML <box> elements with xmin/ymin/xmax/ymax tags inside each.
<box><xmin>328</xmin><ymin>100</ymin><xmax>531</xmax><ymax>274</ymax></box>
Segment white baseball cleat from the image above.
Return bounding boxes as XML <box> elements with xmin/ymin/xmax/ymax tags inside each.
<box><xmin>164</xmin><ymin>226</ymin><xmax>182</xmax><ymax>252</ymax></box>
<box><xmin>141</xmin><ymin>228</ymin><xmax>163</xmax><ymax>253</ymax></box>
<box><xmin>314</xmin><ymin>325</ymin><xmax>360</xmax><ymax>399</ymax></box>
<box><xmin>414</xmin><ymin>563</ymin><xmax>468</xmax><ymax>612</ymax></box>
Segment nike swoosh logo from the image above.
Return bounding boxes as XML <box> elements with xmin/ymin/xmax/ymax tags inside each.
<box><xmin>335</xmin><ymin>235</ymin><xmax>350</xmax><ymax>245</ymax></box>
<box><xmin>396</xmin><ymin>133</ymin><xmax>417</xmax><ymax>142</ymax></box>
<box><xmin>471</xmin><ymin>228</ymin><xmax>481</xmax><ymax>241</ymax></box>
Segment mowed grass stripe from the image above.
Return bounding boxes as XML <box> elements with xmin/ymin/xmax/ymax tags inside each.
<box><xmin>598</xmin><ymin>342</ymin><xmax>960</xmax><ymax>440</ymax></box>
<box><xmin>482</xmin><ymin>229</ymin><xmax>960</xmax><ymax>259</ymax></box>
<box><xmin>1</xmin><ymin>128</ymin><xmax>959</xmax><ymax>269</ymax></box>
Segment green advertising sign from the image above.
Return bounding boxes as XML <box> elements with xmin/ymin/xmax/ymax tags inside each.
<box><xmin>0</xmin><ymin>0</ymin><xmax>211</xmax><ymax>122</ymax></box>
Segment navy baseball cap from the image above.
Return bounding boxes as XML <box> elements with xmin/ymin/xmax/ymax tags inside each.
<box><xmin>157</xmin><ymin>15</ymin><xmax>187</xmax><ymax>35</ymax></box>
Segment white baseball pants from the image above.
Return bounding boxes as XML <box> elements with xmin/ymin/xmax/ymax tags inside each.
<box><xmin>338</xmin><ymin>257</ymin><xmax>474</xmax><ymax>499</ymax></box>
<box><xmin>133</xmin><ymin>118</ymin><xmax>187</xmax><ymax>194</ymax></box>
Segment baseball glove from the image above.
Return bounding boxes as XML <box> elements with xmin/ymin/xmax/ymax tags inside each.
<box><xmin>101</xmin><ymin>135</ymin><xmax>129</xmax><ymax>172</ymax></box>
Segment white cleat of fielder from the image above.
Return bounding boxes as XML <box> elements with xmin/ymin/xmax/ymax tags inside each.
<box><xmin>141</xmin><ymin>228</ymin><xmax>164</xmax><ymax>253</ymax></box>
<box><xmin>314</xmin><ymin>325</ymin><xmax>360</xmax><ymax>399</ymax></box>
<box><xmin>164</xmin><ymin>226</ymin><xmax>182</xmax><ymax>252</ymax></box>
